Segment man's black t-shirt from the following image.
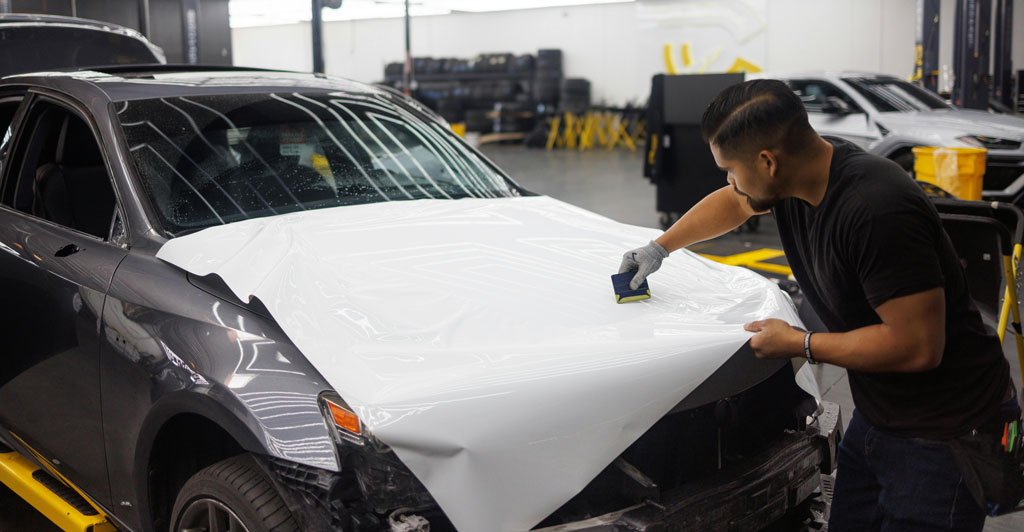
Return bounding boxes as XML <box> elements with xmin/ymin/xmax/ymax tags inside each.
<box><xmin>773</xmin><ymin>137</ymin><xmax>1010</xmax><ymax>440</ymax></box>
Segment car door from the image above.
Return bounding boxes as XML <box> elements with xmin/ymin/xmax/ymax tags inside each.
<box><xmin>788</xmin><ymin>78</ymin><xmax>880</xmax><ymax>148</ymax></box>
<box><xmin>0</xmin><ymin>92</ymin><xmax>128</xmax><ymax>509</ymax></box>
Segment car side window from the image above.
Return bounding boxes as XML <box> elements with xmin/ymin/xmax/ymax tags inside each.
<box><xmin>1</xmin><ymin>100</ymin><xmax>117</xmax><ymax>240</ymax></box>
<box><xmin>787</xmin><ymin>79</ymin><xmax>861</xmax><ymax>114</ymax></box>
<box><xmin>0</xmin><ymin>95</ymin><xmax>26</xmax><ymax>172</ymax></box>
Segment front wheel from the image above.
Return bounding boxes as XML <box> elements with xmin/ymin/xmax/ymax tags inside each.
<box><xmin>170</xmin><ymin>454</ymin><xmax>299</xmax><ymax>532</ymax></box>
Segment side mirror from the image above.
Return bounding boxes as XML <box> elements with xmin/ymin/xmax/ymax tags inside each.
<box><xmin>822</xmin><ymin>96</ymin><xmax>853</xmax><ymax>115</ymax></box>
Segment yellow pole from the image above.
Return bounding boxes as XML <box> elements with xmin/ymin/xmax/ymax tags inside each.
<box><xmin>999</xmin><ymin>243</ymin><xmax>1022</xmax><ymax>341</ymax></box>
<box><xmin>1003</xmin><ymin>253</ymin><xmax>1024</xmax><ymax>383</ymax></box>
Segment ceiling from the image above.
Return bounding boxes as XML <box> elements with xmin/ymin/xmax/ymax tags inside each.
<box><xmin>229</xmin><ymin>0</ymin><xmax>636</xmax><ymax>27</ymax></box>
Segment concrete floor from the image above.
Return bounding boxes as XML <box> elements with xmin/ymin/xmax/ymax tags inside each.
<box><xmin>1</xmin><ymin>144</ymin><xmax>1022</xmax><ymax>530</ymax></box>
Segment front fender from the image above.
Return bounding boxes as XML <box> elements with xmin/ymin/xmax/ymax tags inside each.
<box><xmin>101</xmin><ymin>251</ymin><xmax>340</xmax><ymax>530</ymax></box>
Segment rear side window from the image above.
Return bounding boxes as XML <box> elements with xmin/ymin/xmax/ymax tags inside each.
<box><xmin>0</xmin><ymin>95</ymin><xmax>25</xmax><ymax>171</ymax></box>
<box><xmin>2</xmin><ymin>101</ymin><xmax>117</xmax><ymax>240</ymax></box>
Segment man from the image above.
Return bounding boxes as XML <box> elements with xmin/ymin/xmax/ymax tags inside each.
<box><xmin>619</xmin><ymin>79</ymin><xmax>1014</xmax><ymax>531</ymax></box>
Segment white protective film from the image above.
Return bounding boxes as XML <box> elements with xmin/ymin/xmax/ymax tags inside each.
<box><xmin>157</xmin><ymin>195</ymin><xmax>803</xmax><ymax>532</ymax></box>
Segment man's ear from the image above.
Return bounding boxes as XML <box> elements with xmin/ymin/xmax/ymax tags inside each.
<box><xmin>759</xmin><ymin>149</ymin><xmax>779</xmax><ymax>178</ymax></box>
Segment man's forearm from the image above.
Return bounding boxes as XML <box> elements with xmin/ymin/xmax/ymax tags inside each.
<box><xmin>655</xmin><ymin>185</ymin><xmax>754</xmax><ymax>253</ymax></box>
<box><xmin>810</xmin><ymin>325</ymin><xmax>943</xmax><ymax>373</ymax></box>
<box><xmin>753</xmin><ymin>322</ymin><xmax>943</xmax><ymax>373</ymax></box>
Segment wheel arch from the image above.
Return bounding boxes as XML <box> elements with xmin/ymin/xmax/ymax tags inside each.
<box><xmin>132</xmin><ymin>392</ymin><xmax>267</xmax><ymax>531</ymax></box>
<box><xmin>880</xmin><ymin>143</ymin><xmax>918</xmax><ymax>165</ymax></box>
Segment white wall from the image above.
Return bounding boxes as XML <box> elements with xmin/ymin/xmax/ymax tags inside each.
<box><xmin>231</xmin><ymin>0</ymin><xmax>1020</xmax><ymax>105</ymax></box>
<box><xmin>763</xmin><ymin>0</ymin><xmax>916</xmax><ymax>76</ymax></box>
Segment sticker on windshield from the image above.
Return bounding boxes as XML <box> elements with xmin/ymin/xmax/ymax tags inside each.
<box><xmin>279</xmin><ymin>124</ymin><xmax>307</xmax><ymax>156</ymax></box>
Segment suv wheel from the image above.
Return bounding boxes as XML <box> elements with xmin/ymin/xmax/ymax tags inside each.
<box><xmin>170</xmin><ymin>454</ymin><xmax>299</xmax><ymax>532</ymax></box>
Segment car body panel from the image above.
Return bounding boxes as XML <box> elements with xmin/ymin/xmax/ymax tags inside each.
<box><xmin>98</xmin><ymin>250</ymin><xmax>340</xmax><ymax>530</ymax></box>
<box><xmin>0</xmin><ymin>208</ymin><xmax>125</xmax><ymax>509</ymax></box>
<box><xmin>808</xmin><ymin>110</ymin><xmax>879</xmax><ymax>149</ymax></box>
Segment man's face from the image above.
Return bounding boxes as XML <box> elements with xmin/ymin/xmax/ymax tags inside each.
<box><xmin>709</xmin><ymin>142</ymin><xmax>780</xmax><ymax>213</ymax></box>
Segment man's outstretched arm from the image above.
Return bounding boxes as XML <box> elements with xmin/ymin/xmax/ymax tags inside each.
<box><xmin>619</xmin><ymin>185</ymin><xmax>758</xmax><ymax>288</ymax></box>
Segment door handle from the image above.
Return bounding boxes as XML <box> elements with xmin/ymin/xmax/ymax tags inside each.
<box><xmin>55</xmin><ymin>244</ymin><xmax>81</xmax><ymax>258</ymax></box>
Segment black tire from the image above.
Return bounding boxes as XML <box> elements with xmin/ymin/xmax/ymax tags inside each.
<box><xmin>563</xmin><ymin>78</ymin><xmax>590</xmax><ymax>92</ymax></box>
<box><xmin>537</xmin><ymin>49</ymin><xmax>563</xmax><ymax>70</ymax></box>
<box><xmin>534</xmin><ymin>78</ymin><xmax>561</xmax><ymax>103</ymax></box>
<box><xmin>169</xmin><ymin>454</ymin><xmax>299</xmax><ymax>532</ymax></box>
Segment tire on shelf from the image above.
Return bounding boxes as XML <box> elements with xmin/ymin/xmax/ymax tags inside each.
<box><xmin>537</xmin><ymin>49</ymin><xmax>563</xmax><ymax>71</ymax></box>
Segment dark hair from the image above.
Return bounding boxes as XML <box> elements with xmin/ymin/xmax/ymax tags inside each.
<box><xmin>700</xmin><ymin>79</ymin><xmax>815</xmax><ymax>159</ymax></box>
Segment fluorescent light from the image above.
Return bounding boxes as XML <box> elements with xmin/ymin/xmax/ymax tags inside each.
<box><xmin>426</xmin><ymin>0</ymin><xmax>635</xmax><ymax>12</ymax></box>
<box><xmin>229</xmin><ymin>0</ymin><xmax>635</xmax><ymax>27</ymax></box>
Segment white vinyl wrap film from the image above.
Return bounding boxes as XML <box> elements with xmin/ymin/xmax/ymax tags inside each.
<box><xmin>157</xmin><ymin>196</ymin><xmax>804</xmax><ymax>532</ymax></box>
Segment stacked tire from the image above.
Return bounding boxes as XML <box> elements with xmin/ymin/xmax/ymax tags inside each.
<box><xmin>534</xmin><ymin>49</ymin><xmax>562</xmax><ymax>105</ymax></box>
<box><xmin>493</xmin><ymin>101</ymin><xmax>533</xmax><ymax>134</ymax></box>
<box><xmin>560</xmin><ymin>78</ymin><xmax>590</xmax><ymax>113</ymax></box>
<box><xmin>436</xmin><ymin>98</ymin><xmax>464</xmax><ymax>124</ymax></box>
<box><xmin>465</xmin><ymin>109</ymin><xmax>491</xmax><ymax>133</ymax></box>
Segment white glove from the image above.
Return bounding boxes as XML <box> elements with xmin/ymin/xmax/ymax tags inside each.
<box><xmin>617</xmin><ymin>240</ymin><xmax>669</xmax><ymax>290</ymax></box>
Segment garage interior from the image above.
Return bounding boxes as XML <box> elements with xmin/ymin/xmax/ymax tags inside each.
<box><xmin>1</xmin><ymin>0</ymin><xmax>1024</xmax><ymax>531</ymax></box>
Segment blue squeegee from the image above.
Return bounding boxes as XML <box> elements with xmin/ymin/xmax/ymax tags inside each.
<box><xmin>611</xmin><ymin>271</ymin><xmax>651</xmax><ymax>303</ymax></box>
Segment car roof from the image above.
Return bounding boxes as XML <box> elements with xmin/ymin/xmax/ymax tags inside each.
<box><xmin>0</xmin><ymin>13</ymin><xmax>145</xmax><ymax>38</ymax></box>
<box><xmin>2</xmin><ymin>67</ymin><xmax>392</xmax><ymax>102</ymax></box>
<box><xmin>753</xmin><ymin>71</ymin><xmax>899</xmax><ymax>81</ymax></box>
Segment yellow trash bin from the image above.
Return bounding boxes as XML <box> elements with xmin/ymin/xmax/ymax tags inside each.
<box><xmin>912</xmin><ymin>146</ymin><xmax>987</xmax><ymax>201</ymax></box>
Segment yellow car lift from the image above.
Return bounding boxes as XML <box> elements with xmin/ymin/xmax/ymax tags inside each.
<box><xmin>0</xmin><ymin>444</ymin><xmax>116</xmax><ymax>532</ymax></box>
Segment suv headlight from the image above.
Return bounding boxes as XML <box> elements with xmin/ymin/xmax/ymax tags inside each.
<box><xmin>956</xmin><ymin>135</ymin><xmax>1022</xmax><ymax>150</ymax></box>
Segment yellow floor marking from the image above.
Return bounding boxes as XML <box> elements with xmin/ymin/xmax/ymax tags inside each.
<box><xmin>700</xmin><ymin>248</ymin><xmax>793</xmax><ymax>276</ymax></box>
<box><xmin>700</xmin><ymin>248</ymin><xmax>785</xmax><ymax>265</ymax></box>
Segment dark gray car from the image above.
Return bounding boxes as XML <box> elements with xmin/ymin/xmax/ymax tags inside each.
<box><xmin>0</xmin><ymin>66</ymin><xmax>839</xmax><ymax>532</ymax></box>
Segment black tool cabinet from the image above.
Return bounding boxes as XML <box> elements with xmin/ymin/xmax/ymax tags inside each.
<box><xmin>644</xmin><ymin>73</ymin><xmax>744</xmax><ymax>229</ymax></box>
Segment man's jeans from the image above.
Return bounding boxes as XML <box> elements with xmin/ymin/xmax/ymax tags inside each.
<box><xmin>828</xmin><ymin>409</ymin><xmax>986</xmax><ymax>532</ymax></box>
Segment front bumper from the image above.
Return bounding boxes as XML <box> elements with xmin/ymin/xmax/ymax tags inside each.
<box><xmin>534</xmin><ymin>402</ymin><xmax>842</xmax><ymax>532</ymax></box>
<box><xmin>262</xmin><ymin>401</ymin><xmax>841</xmax><ymax>532</ymax></box>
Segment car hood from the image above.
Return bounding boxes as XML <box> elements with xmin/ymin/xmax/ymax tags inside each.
<box><xmin>157</xmin><ymin>196</ymin><xmax>802</xmax><ymax>532</ymax></box>
<box><xmin>877</xmin><ymin>109</ymin><xmax>1024</xmax><ymax>141</ymax></box>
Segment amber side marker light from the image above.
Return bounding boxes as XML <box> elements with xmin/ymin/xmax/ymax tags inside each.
<box><xmin>326</xmin><ymin>399</ymin><xmax>362</xmax><ymax>435</ymax></box>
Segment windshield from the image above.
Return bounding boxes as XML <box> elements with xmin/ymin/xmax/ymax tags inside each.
<box><xmin>117</xmin><ymin>92</ymin><xmax>519</xmax><ymax>235</ymax></box>
<box><xmin>842</xmin><ymin>77</ymin><xmax>952</xmax><ymax>112</ymax></box>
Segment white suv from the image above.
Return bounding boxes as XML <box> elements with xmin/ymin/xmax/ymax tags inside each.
<box><xmin>761</xmin><ymin>72</ymin><xmax>1024</xmax><ymax>204</ymax></box>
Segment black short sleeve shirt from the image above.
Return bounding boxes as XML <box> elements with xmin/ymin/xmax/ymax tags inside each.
<box><xmin>773</xmin><ymin>137</ymin><xmax>1009</xmax><ymax>439</ymax></box>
